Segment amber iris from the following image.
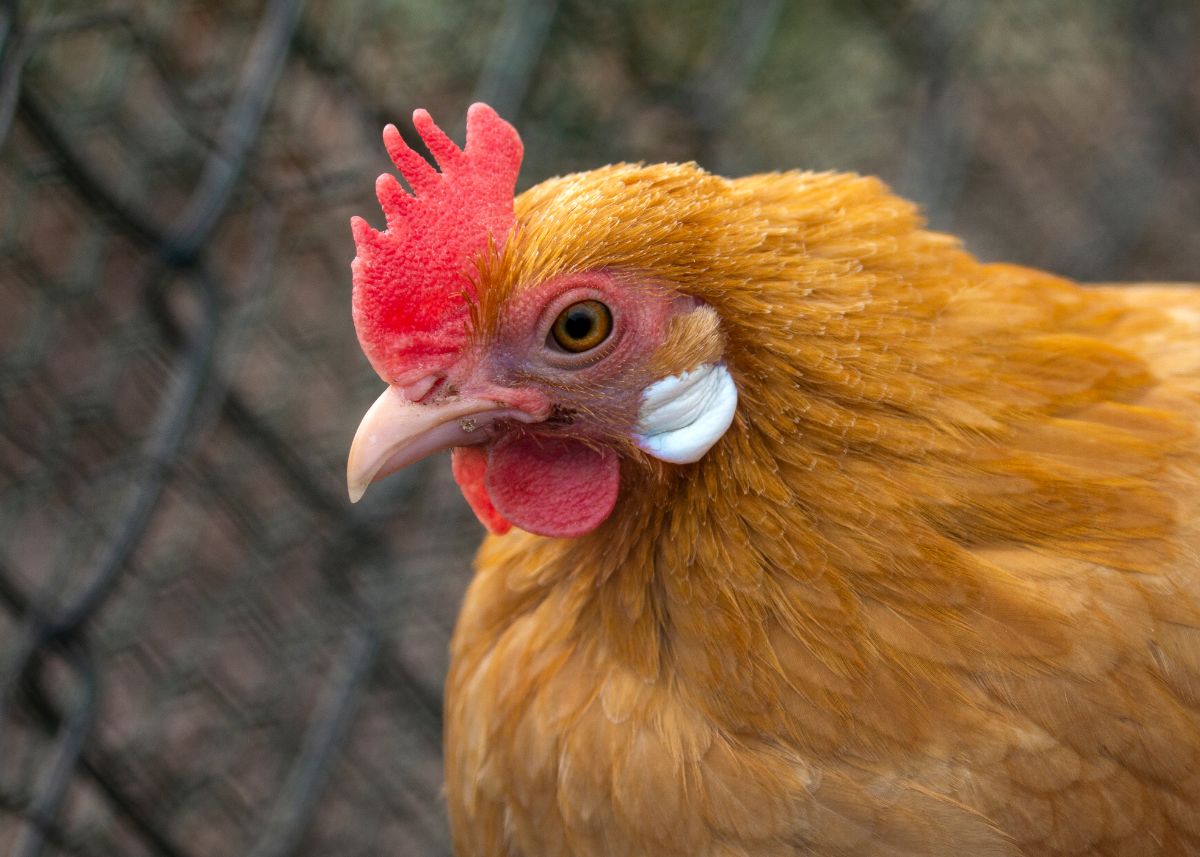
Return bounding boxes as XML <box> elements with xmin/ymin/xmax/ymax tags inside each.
<box><xmin>550</xmin><ymin>300</ymin><xmax>613</xmax><ymax>353</ymax></box>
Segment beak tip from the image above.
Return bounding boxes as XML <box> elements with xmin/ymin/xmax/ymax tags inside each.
<box><xmin>347</xmin><ymin>481</ymin><xmax>367</xmax><ymax>504</ymax></box>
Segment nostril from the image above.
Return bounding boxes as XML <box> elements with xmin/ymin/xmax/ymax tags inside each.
<box><xmin>397</xmin><ymin>374</ymin><xmax>445</xmax><ymax>403</ymax></box>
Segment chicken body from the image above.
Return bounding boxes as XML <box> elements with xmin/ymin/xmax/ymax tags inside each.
<box><xmin>343</xmin><ymin>105</ymin><xmax>1200</xmax><ymax>856</ymax></box>
<box><xmin>437</xmin><ymin>168</ymin><xmax>1200</xmax><ymax>856</ymax></box>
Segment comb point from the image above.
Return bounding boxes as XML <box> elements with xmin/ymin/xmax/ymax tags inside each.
<box><xmin>349</xmin><ymin>214</ymin><xmax>376</xmax><ymax>243</ymax></box>
<box><xmin>413</xmin><ymin>109</ymin><xmax>464</xmax><ymax>173</ymax></box>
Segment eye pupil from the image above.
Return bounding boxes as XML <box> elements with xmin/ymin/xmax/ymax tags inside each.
<box><xmin>563</xmin><ymin>310</ymin><xmax>594</xmax><ymax>340</ymax></box>
<box><xmin>551</xmin><ymin>300</ymin><xmax>613</xmax><ymax>353</ymax></box>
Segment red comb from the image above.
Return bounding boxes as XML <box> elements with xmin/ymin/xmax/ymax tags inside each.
<box><xmin>350</xmin><ymin>103</ymin><xmax>523</xmax><ymax>383</ymax></box>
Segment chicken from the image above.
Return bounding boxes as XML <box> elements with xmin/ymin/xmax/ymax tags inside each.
<box><xmin>346</xmin><ymin>104</ymin><xmax>1200</xmax><ymax>856</ymax></box>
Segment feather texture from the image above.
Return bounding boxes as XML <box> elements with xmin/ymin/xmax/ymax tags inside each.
<box><xmin>443</xmin><ymin>163</ymin><xmax>1200</xmax><ymax>856</ymax></box>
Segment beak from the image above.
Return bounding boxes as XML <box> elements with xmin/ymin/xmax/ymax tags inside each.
<box><xmin>347</xmin><ymin>386</ymin><xmax>530</xmax><ymax>503</ymax></box>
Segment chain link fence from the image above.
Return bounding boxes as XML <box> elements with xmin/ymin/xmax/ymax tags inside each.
<box><xmin>1</xmin><ymin>1</ymin><xmax>1197</xmax><ymax>855</ymax></box>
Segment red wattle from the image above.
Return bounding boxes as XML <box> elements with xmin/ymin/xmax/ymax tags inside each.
<box><xmin>451</xmin><ymin>446</ymin><xmax>513</xmax><ymax>535</ymax></box>
<box><xmin>486</xmin><ymin>435</ymin><xmax>619</xmax><ymax>538</ymax></box>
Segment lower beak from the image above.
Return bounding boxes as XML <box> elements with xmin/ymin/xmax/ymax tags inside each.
<box><xmin>346</xmin><ymin>386</ymin><xmax>529</xmax><ymax>503</ymax></box>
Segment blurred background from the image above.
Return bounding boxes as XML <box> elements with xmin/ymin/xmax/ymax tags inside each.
<box><xmin>0</xmin><ymin>0</ymin><xmax>1197</xmax><ymax>854</ymax></box>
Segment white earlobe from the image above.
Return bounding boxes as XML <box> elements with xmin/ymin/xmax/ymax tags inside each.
<box><xmin>634</xmin><ymin>362</ymin><xmax>738</xmax><ymax>464</ymax></box>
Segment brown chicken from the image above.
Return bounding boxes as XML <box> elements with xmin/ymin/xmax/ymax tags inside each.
<box><xmin>346</xmin><ymin>104</ymin><xmax>1200</xmax><ymax>856</ymax></box>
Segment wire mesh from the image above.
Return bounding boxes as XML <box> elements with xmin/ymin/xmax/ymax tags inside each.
<box><xmin>0</xmin><ymin>1</ymin><xmax>1197</xmax><ymax>855</ymax></box>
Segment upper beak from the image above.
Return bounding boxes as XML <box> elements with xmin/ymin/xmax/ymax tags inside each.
<box><xmin>346</xmin><ymin>386</ymin><xmax>530</xmax><ymax>503</ymax></box>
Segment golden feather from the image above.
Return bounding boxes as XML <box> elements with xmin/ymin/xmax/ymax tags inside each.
<box><xmin>446</xmin><ymin>163</ymin><xmax>1200</xmax><ymax>856</ymax></box>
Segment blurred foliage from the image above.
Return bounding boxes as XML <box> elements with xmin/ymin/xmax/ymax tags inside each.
<box><xmin>0</xmin><ymin>0</ymin><xmax>1197</xmax><ymax>855</ymax></box>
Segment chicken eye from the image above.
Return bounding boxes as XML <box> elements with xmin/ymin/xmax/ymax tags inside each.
<box><xmin>550</xmin><ymin>300</ymin><xmax>612</xmax><ymax>353</ymax></box>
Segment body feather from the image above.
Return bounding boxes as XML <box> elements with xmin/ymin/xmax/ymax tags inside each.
<box><xmin>444</xmin><ymin>165</ymin><xmax>1200</xmax><ymax>856</ymax></box>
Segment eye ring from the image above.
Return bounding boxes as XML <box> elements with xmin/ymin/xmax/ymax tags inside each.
<box><xmin>550</xmin><ymin>300</ymin><xmax>613</xmax><ymax>353</ymax></box>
